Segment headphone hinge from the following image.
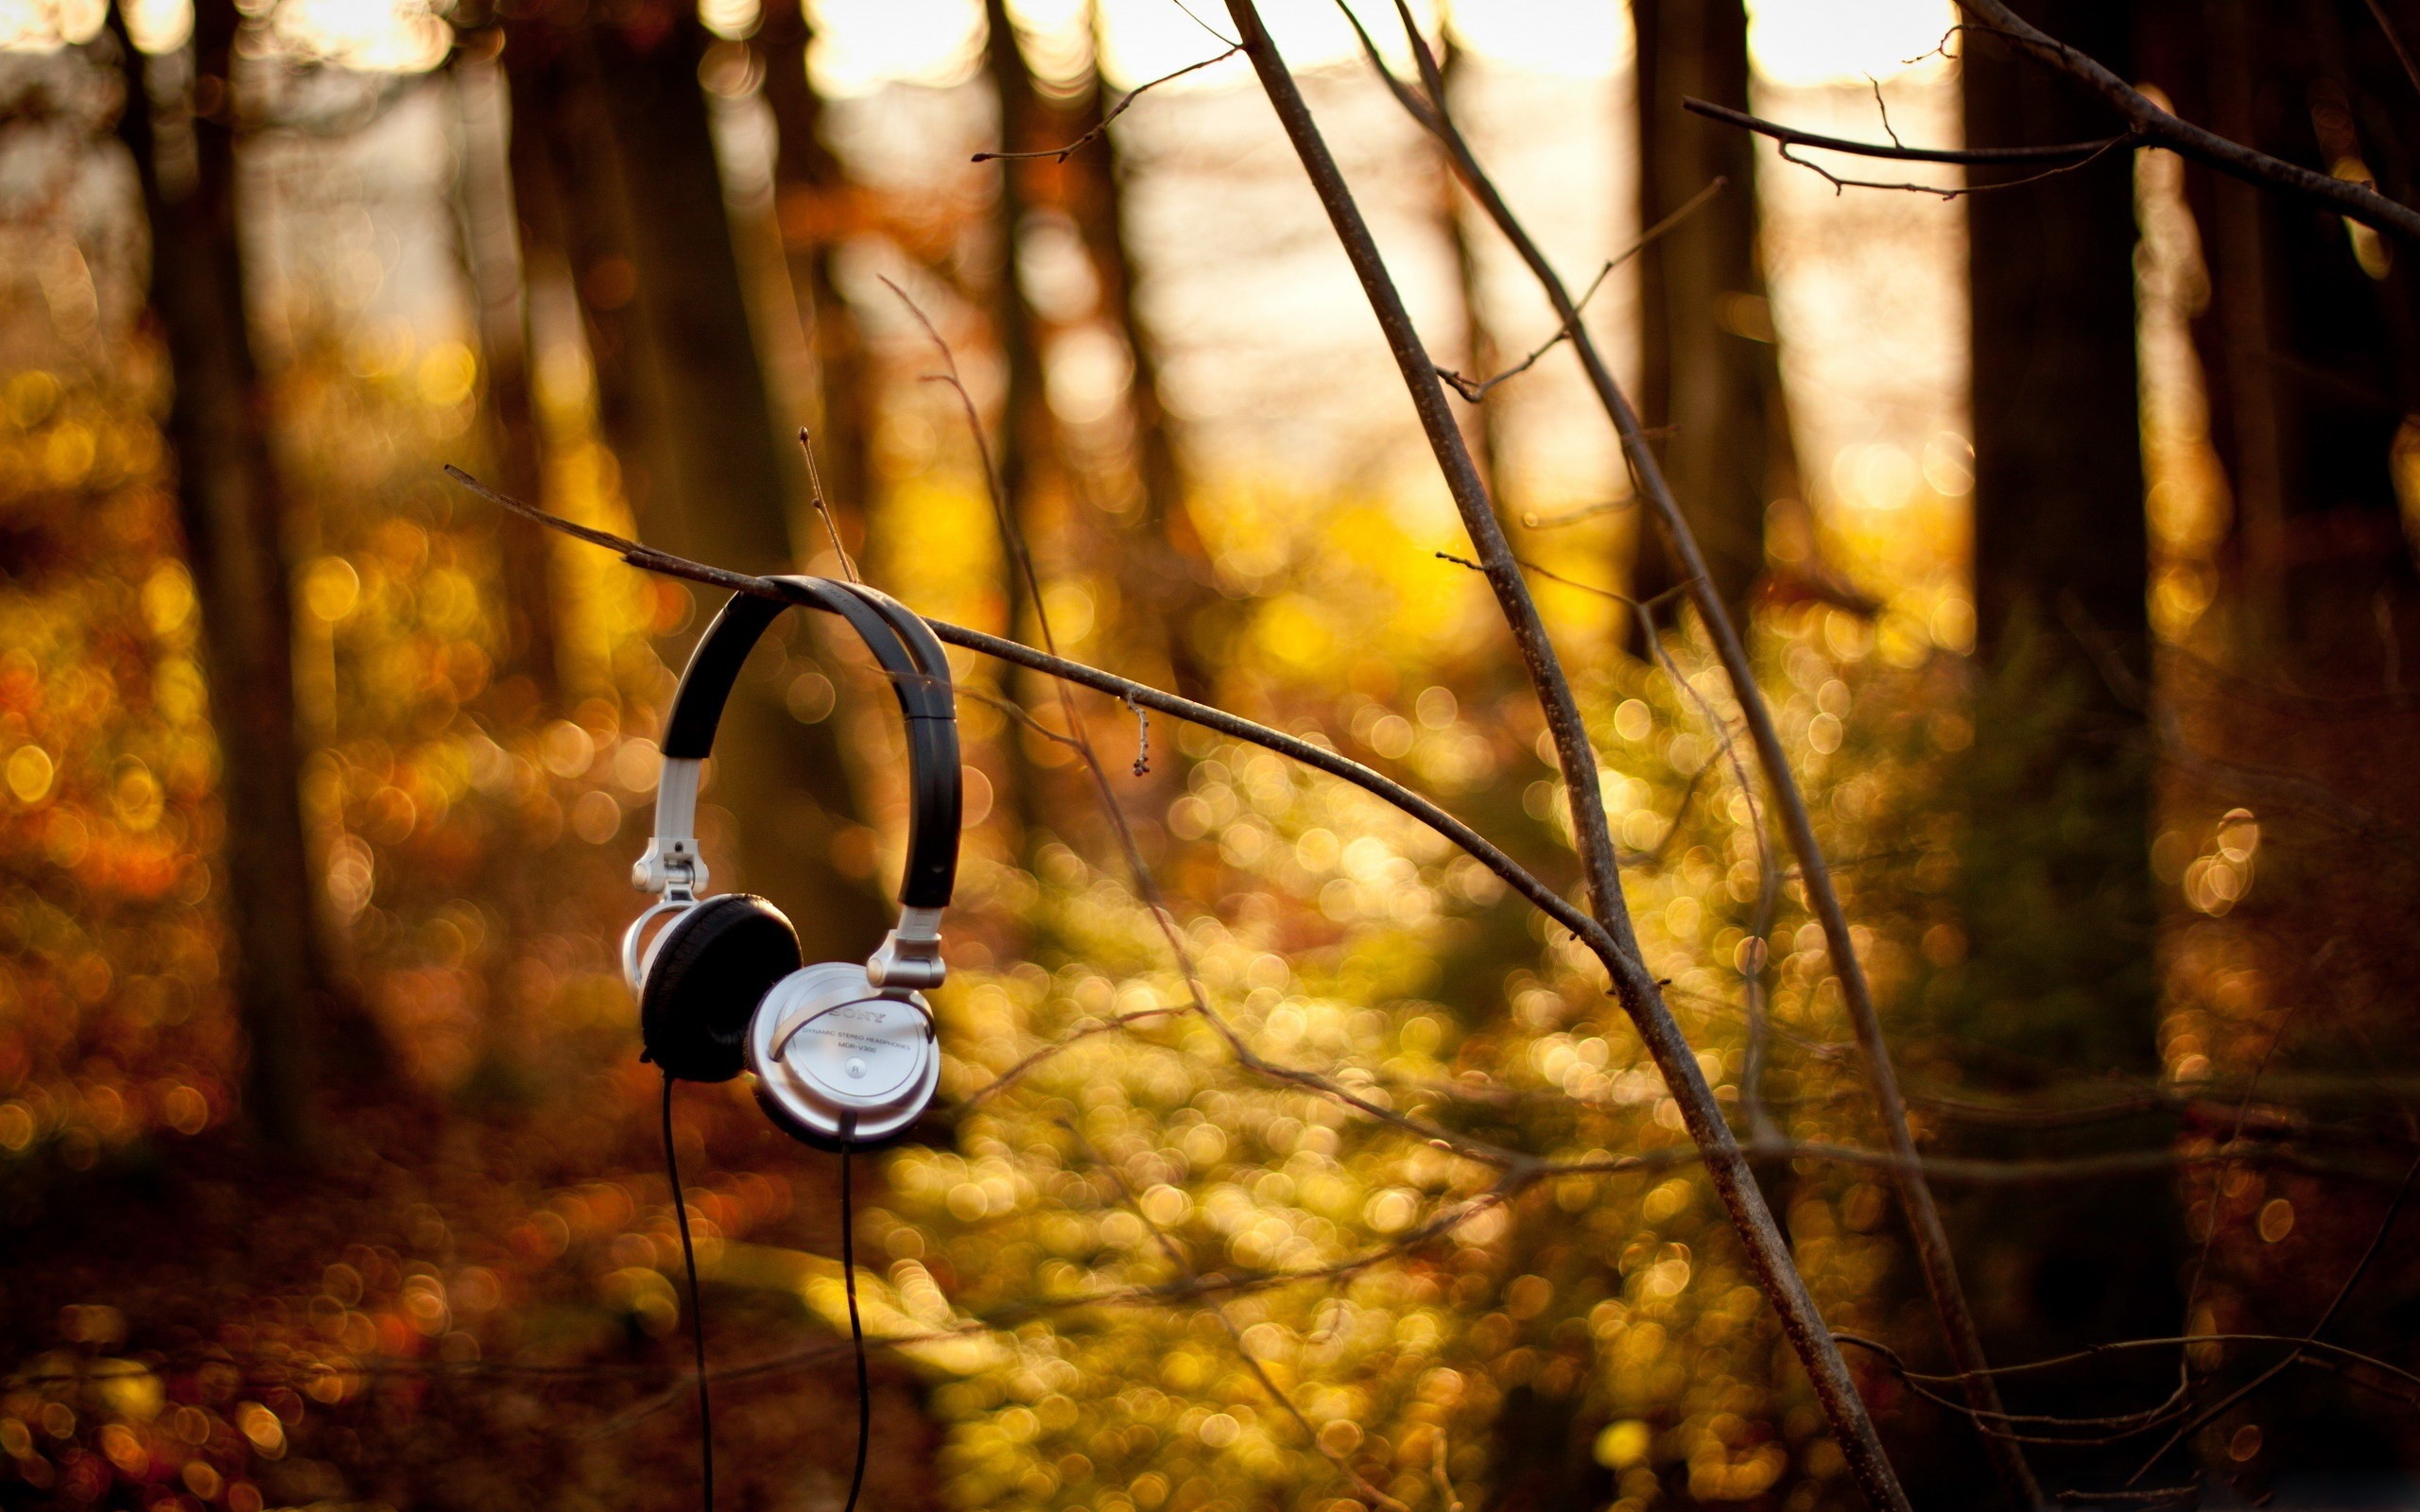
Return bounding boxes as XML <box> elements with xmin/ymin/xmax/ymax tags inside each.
<box><xmin>865</xmin><ymin>904</ymin><xmax>946</xmax><ymax>990</ymax></box>
<box><xmin>633</xmin><ymin>836</ymin><xmax>708</xmax><ymax>901</ymax></box>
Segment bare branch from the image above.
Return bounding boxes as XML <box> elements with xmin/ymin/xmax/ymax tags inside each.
<box><xmin>1684</xmin><ymin>96</ymin><xmax>2139</xmax><ymax>199</ymax></box>
<box><xmin>1520</xmin><ymin>496</ymin><xmax>1634</xmax><ymax>530</ymax></box>
<box><xmin>1954</xmin><ymin>0</ymin><xmax>2420</xmax><ymax>241</ymax></box>
<box><xmin>441</xmin><ymin>467</ymin><xmax>1611</xmax><ymax>966</ymax></box>
<box><xmin>1681</xmin><ymin>96</ymin><xmax>2133</xmax><ymax>166</ymax></box>
<box><xmin>1841</xmin><ymin>1331</ymin><xmax>2420</xmax><ymax>1399</ymax></box>
<box><xmin>1867</xmin><ymin>75</ymin><xmax>1905</xmax><ymax>148</ymax></box>
<box><xmin>796</xmin><ymin>428</ymin><xmax>861</xmax><ymax>584</ymax></box>
<box><xmin>973</xmin><ymin>47</ymin><xmax>1241</xmax><ymax>163</ymax></box>
<box><xmin>884</xmin><ymin>276</ymin><xmax>1056</xmax><ymax>658</ymax></box>
<box><xmin>892</xmin><ymin>294</ymin><xmax>1612</xmax><ymax>1169</ymax></box>
<box><xmin>1436</xmin><ymin>178</ymin><xmax>1728</xmax><ymax>403</ymax></box>
<box><xmin>1779</xmin><ymin>132</ymin><xmax>2135</xmax><ymax>199</ymax></box>
<box><xmin>2365</xmin><ymin>0</ymin><xmax>2420</xmax><ymax>103</ymax></box>
<box><xmin>1124</xmin><ymin>692</ymin><xmax>1150</xmax><ymax>776</ymax></box>
<box><xmin>2126</xmin><ymin>1151</ymin><xmax>2420</xmax><ymax>1484</ymax></box>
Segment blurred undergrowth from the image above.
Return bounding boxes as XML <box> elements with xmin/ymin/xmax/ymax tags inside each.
<box><xmin>0</xmin><ymin>258</ymin><xmax>2014</xmax><ymax>1512</ymax></box>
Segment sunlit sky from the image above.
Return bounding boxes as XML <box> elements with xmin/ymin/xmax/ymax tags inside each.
<box><xmin>802</xmin><ymin>0</ymin><xmax>1957</xmax><ymax>94</ymax></box>
<box><xmin>6</xmin><ymin>0</ymin><xmax>1959</xmax><ymax>90</ymax></box>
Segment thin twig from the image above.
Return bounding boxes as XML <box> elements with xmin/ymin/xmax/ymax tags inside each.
<box><xmin>2169</xmin><ymin>1006</ymin><xmax>2299</xmax><ymax>1448</ymax></box>
<box><xmin>2126</xmin><ymin>1150</ymin><xmax>2420</xmax><ymax>1483</ymax></box>
<box><xmin>1432</xmin><ymin>547</ymin><xmax>1685</xmax><ymax>612</ymax></box>
<box><xmin>1430</xmin><ymin>1423</ymin><xmax>1466</xmax><ymax>1512</ymax></box>
<box><xmin>1684</xmin><ymin>94</ymin><xmax>2143</xmax><ymax>199</ymax></box>
<box><xmin>1683</xmin><ymin>95</ymin><xmax>2132</xmax><ymax>166</ymax></box>
<box><xmin>797</xmin><ymin>427</ymin><xmax>861</xmax><ymax>584</ymax></box>
<box><xmin>973</xmin><ymin>47</ymin><xmax>1241</xmax><ymax>163</ymax></box>
<box><xmin>1520</xmin><ymin>496</ymin><xmax>1634</xmax><ymax>530</ymax></box>
<box><xmin>1435</xmin><ymin>178</ymin><xmax>1727</xmax><ymax>403</ymax></box>
<box><xmin>1775</xmin><ymin>131</ymin><xmax>2135</xmax><ymax>200</ymax></box>
<box><xmin>1067</xmin><ymin>1122</ymin><xmax>1413</xmax><ymax>1512</ymax></box>
<box><xmin>847</xmin><ymin>298</ymin><xmax>1538</xmax><ymax>1168</ymax></box>
<box><xmin>904</xmin><ymin>290</ymin><xmax>1548</xmax><ymax>1168</ymax></box>
<box><xmin>1841</xmin><ymin>1332</ymin><xmax>2420</xmax><ymax>1399</ymax></box>
<box><xmin>884</xmin><ymin>277</ymin><xmax>1053</xmax><ymax>655</ymax></box>
<box><xmin>1867</xmin><ymin>75</ymin><xmax>1904</xmax><ymax>148</ymax></box>
<box><xmin>1641</xmin><ymin>613</ymin><xmax>1780</xmax><ymax>1157</ymax></box>
<box><xmin>2365</xmin><ymin>0</ymin><xmax>2420</xmax><ymax>103</ymax></box>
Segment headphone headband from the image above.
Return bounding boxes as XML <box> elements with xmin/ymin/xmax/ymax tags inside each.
<box><xmin>635</xmin><ymin>577</ymin><xmax>960</xmax><ymax>938</ymax></box>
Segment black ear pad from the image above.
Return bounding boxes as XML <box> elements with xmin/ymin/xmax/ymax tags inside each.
<box><xmin>639</xmin><ymin>894</ymin><xmax>803</xmax><ymax>1082</ymax></box>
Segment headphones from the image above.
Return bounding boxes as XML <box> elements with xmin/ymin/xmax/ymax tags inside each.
<box><xmin>622</xmin><ymin>576</ymin><xmax>960</xmax><ymax>1148</ymax></box>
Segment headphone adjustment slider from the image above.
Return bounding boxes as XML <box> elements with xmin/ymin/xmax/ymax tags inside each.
<box><xmin>632</xmin><ymin>836</ymin><xmax>708</xmax><ymax>902</ymax></box>
<box><xmin>865</xmin><ymin>904</ymin><xmax>946</xmax><ymax>991</ymax></box>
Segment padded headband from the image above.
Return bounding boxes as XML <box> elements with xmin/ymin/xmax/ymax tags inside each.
<box><xmin>648</xmin><ymin>577</ymin><xmax>959</xmax><ymax>911</ymax></box>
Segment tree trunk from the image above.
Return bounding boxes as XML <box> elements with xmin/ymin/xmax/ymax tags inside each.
<box><xmin>111</xmin><ymin>0</ymin><xmax>354</xmax><ymax>1148</ymax></box>
<box><xmin>981</xmin><ymin>0</ymin><xmax>1060</xmax><ymax>843</ymax></box>
<box><xmin>756</xmin><ymin>0</ymin><xmax>874</xmax><ymax>550</ymax></box>
<box><xmin>505</xmin><ymin>26</ymin><xmax>650</xmax><ymax>491</ymax></box>
<box><xmin>1962</xmin><ymin>6</ymin><xmax>2154</xmax><ymax>1036</ymax></box>
<box><xmin>508</xmin><ymin>1</ymin><xmax>888</xmax><ymax>964</ymax></box>
<box><xmin>1952</xmin><ymin>4</ymin><xmax>2176</xmax><ymax>1497</ymax></box>
<box><xmin>1629</xmin><ymin>0</ymin><xmax>1787</xmax><ymax>639</ymax></box>
<box><xmin>2154</xmin><ymin>0</ymin><xmax>2420</xmax><ymax>660</ymax></box>
<box><xmin>1065</xmin><ymin>11</ymin><xmax>1220</xmax><ymax>703</ymax></box>
<box><xmin>450</xmin><ymin>45</ymin><xmax>559</xmax><ymax>710</ymax></box>
<box><xmin>2135</xmin><ymin>2</ymin><xmax>2420</xmax><ymax>1488</ymax></box>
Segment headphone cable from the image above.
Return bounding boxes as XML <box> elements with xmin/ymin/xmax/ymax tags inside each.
<box><xmin>840</xmin><ymin>1135</ymin><xmax>872</xmax><ymax>1512</ymax></box>
<box><xmin>663</xmin><ymin>1088</ymin><xmax>873</xmax><ymax>1512</ymax></box>
<box><xmin>664</xmin><ymin>1073</ymin><xmax>716</xmax><ymax>1512</ymax></box>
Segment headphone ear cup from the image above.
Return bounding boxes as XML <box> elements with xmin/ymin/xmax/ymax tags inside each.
<box><xmin>639</xmin><ymin>894</ymin><xmax>803</xmax><ymax>1081</ymax></box>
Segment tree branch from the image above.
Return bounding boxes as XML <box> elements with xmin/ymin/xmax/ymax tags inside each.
<box><xmin>1436</xmin><ymin>177</ymin><xmax>1728</xmax><ymax>403</ymax></box>
<box><xmin>1219</xmin><ymin>7</ymin><xmax>1912</xmax><ymax>1509</ymax></box>
<box><xmin>1350</xmin><ymin>6</ymin><xmax>2027</xmax><ymax>1503</ymax></box>
<box><xmin>441</xmin><ymin>467</ymin><xmax>1618</xmax><ymax>974</ymax></box>
<box><xmin>1684</xmin><ymin>94</ymin><xmax>2135</xmax><ymax>165</ymax></box>
<box><xmin>973</xmin><ymin>47</ymin><xmax>1240</xmax><ymax>163</ymax></box>
<box><xmin>1955</xmin><ymin>0</ymin><xmax>2420</xmax><ymax>241</ymax></box>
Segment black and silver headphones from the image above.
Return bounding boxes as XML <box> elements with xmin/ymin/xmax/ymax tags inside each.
<box><xmin>622</xmin><ymin>576</ymin><xmax>960</xmax><ymax>1147</ymax></box>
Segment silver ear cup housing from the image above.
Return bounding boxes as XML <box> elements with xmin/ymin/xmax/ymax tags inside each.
<box><xmin>745</xmin><ymin>962</ymin><xmax>940</xmax><ymax>1146</ymax></box>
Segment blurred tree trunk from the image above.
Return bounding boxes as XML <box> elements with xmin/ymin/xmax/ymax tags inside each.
<box><xmin>505</xmin><ymin>1</ymin><xmax>886</xmax><ymax>964</ymax></box>
<box><xmin>2135</xmin><ymin>7</ymin><xmax>2420</xmax><ymax>1487</ymax></box>
<box><xmin>111</xmin><ymin>0</ymin><xmax>363</xmax><ymax>1147</ymax></box>
<box><xmin>449</xmin><ymin>44</ymin><xmax>559</xmax><ymax>711</ymax></box>
<box><xmin>1962</xmin><ymin>6</ymin><xmax>2154</xmax><ymax>1037</ymax></box>
<box><xmin>1950</xmin><ymin>4</ymin><xmax>2177</xmax><ymax>1495</ymax></box>
<box><xmin>1440</xmin><ymin>38</ymin><xmax>1506</xmax><ymax>509</ymax></box>
<box><xmin>982</xmin><ymin>0</ymin><xmax>1059</xmax><ymax>841</ymax></box>
<box><xmin>1629</xmin><ymin>0</ymin><xmax>1788</xmax><ymax>640</ymax></box>
<box><xmin>2147</xmin><ymin>0</ymin><xmax>2420</xmax><ymax>659</ymax></box>
<box><xmin>1066</xmin><ymin>9</ymin><xmax>1220</xmax><ymax>703</ymax></box>
<box><xmin>756</xmin><ymin>0</ymin><xmax>874</xmax><ymax>549</ymax></box>
<box><xmin>505</xmin><ymin>25</ymin><xmax>648</xmax><ymax>481</ymax></box>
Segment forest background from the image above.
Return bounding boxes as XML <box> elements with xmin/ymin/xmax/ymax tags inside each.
<box><xmin>0</xmin><ymin>0</ymin><xmax>2416</xmax><ymax>1508</ymax></box>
